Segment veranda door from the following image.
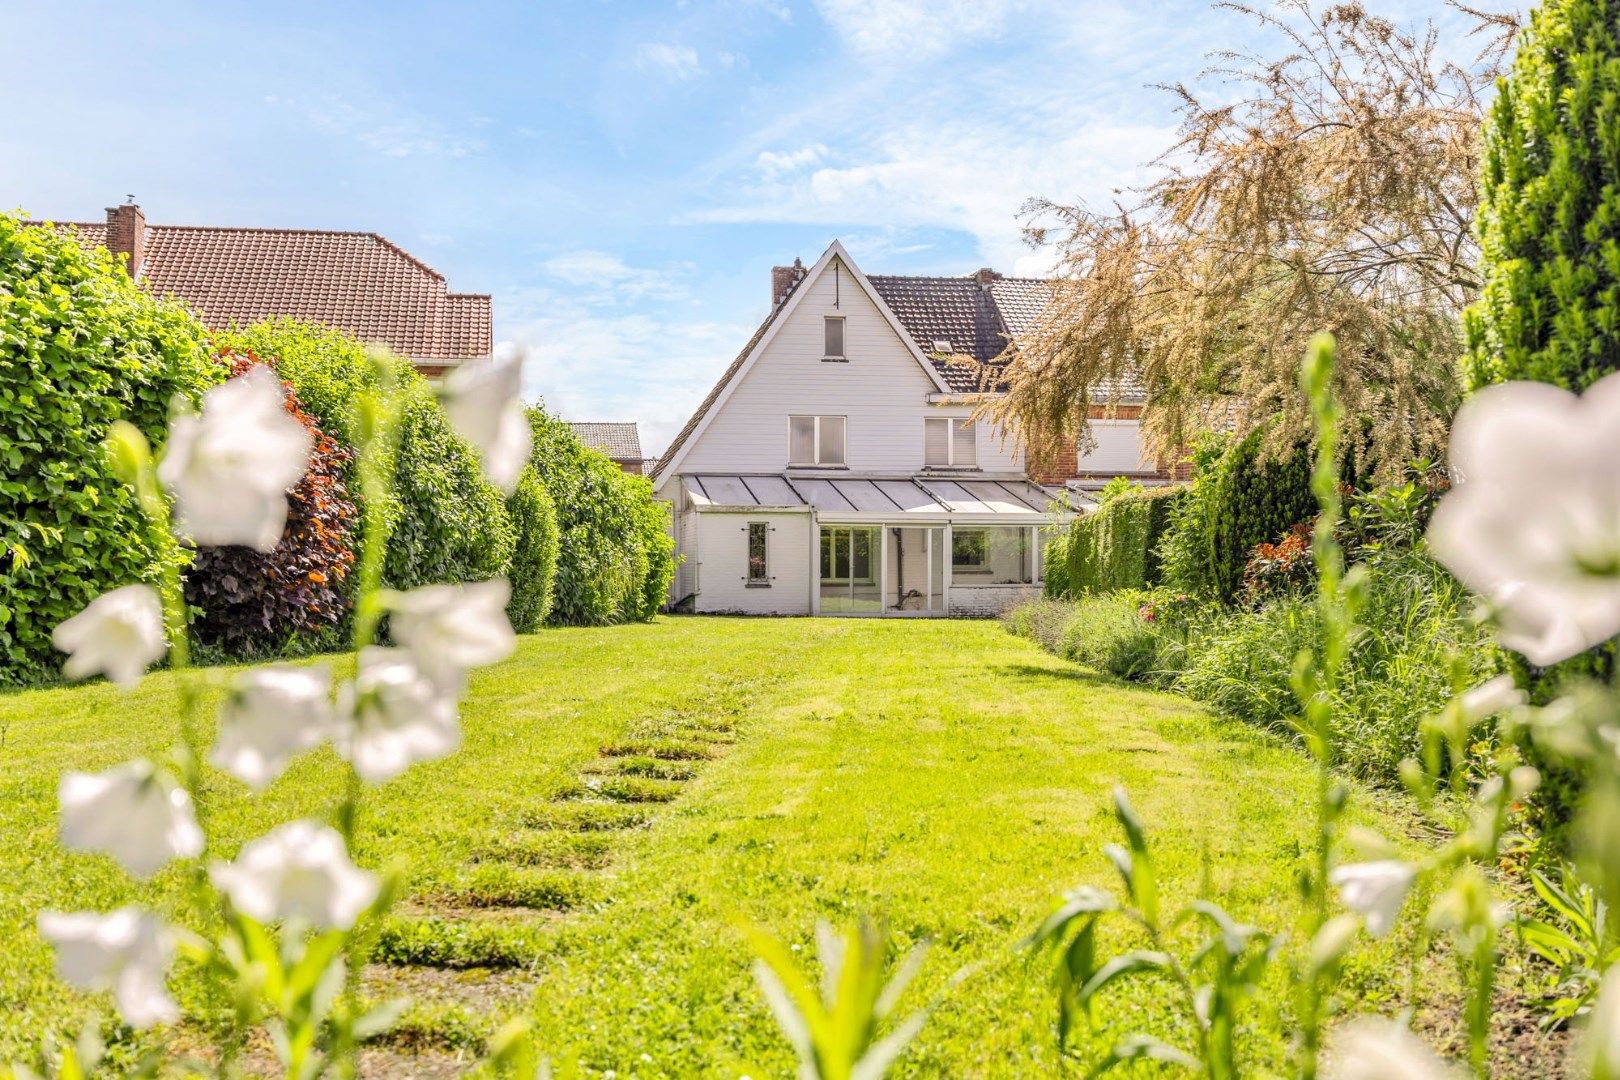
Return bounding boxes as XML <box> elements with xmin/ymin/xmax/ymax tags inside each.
<box><xmin>818</xmin><ymin>526</ymin><xmax>881</xmax><ymax>613</ymax></box>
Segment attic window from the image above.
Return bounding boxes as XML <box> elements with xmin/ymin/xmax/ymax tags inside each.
<box><xmin>823</xmin><ymin>316</ymin><xmax>846</xmax><ymax>361</ymax></box>
<box><xmin>932</xmin><ymin>339</ymin><xmax>952</xmax><ymax>353</ymax></box>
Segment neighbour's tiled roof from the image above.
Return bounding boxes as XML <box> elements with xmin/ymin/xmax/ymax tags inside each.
<box><xmin>567</xmin><ymin>421</ymin><xmax>643</xmax><ymax>461</ymax></box>
<box><xmin>43</xmin><ymin>220</ymin><xmax>491</xmax><ymax>364</ymax></box>
<box><xmin>868</xmin><ymin>274</ymin><xmax>1053</xmax><ymax>392</ymax></box>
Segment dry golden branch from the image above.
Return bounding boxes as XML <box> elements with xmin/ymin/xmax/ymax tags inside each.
<box><xmin>988</xmin><ymin>0</ymin><xmax>1518</xmax><ymax>479</ymax></box>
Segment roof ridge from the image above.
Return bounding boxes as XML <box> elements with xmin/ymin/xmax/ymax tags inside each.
<box><xmin>148</xmin><ymin>224</ymin><xmax>447</xmax><ymax>281</ymax></box>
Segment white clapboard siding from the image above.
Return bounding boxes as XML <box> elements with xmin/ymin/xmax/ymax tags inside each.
<box><xmin>680</xmin><ymin>258</ymin><xmax>1025</xmax><ymax>475</ymax></box>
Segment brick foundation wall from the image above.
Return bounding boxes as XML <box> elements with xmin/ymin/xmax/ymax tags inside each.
<box><xmin>950</xmin><ymin>584</ymin><xmax>1042</xmax><ymax>618</ymax></box>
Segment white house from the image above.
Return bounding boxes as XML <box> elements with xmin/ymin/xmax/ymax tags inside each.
<box><xmin>651</xmin><ymin>241</ymin><xmax>1165</xmax><ymax>617</ymax></box>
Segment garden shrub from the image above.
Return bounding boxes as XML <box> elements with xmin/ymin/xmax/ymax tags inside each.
<box><xmin>184</xmin><ymin>351</ymin><xmax>358</xmax><ymax>656</ymax></box>
<box><xmin>1203</xmin><ymin>428</ymin><xmax>1316</xmax><ymax>602</ymax></box>
<box><xmin>1047</xmin><ymin>487</ymin><xmax>1185</xmax><ymax>598</ymax></box>
<box><xmin>1005</xmin><ymin>592</ymin><xmax>1169</xmax><ymax>681</ymax></box>
<box><xmin>504</xmin><ymin>466</ymin><xmax>559</xmax><ymax>633</ymax></box>
<box><xmin>0</xmin><ymin>213</ymin><xmax>220</xmax><ymax>684</ymax></box>
<box><xmin>525</xmin><ymin>407</ymin><xmax>674</xmax><ymax>625</ymax></box>
<box><xmin>216</xmin><ymin>319</ymin><xmax>515</xmax><ymax>592</ymax></box>
<box><xmin>1010</xmin><ymin>548</ymin><xmax>1500</xmax><ymax>787</ymax></box>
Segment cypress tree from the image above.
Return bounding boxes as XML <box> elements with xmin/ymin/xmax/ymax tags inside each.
<box><xmin>1465</xmin><ymin>0</ymin><xmax>1620</xmax><ymax>389</ymax></box>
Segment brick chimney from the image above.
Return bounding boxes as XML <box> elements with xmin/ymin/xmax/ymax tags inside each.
<box><xmin>973</xmin><ymin>266</ymin><xmax>999</xmax><ymax>287</ymax></box>
<box><xmin>105</xmin><ymin>202</ymin><xmax>146</xmax><ymax>279</ymax></box>
<box><xmin>771</xmin><ymin>257</ymin><xmax>806</xmax><ymax>306</ymax></box>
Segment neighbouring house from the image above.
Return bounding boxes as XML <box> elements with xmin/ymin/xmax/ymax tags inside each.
<box><xmin>653</xmin><ymin>241</ymin><xmax>1164</xmax><ymax>618</ymax></box>
<box><xmin>37</xmin><ymin>202</ymin><xmax>490</xmax><ymax>377</ymax></box>
<box><xmin>566</xmin><ymin>422</ymin><xmax>646</xmax><ymax>475</ymax></box>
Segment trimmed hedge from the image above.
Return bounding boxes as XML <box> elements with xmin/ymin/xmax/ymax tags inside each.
<box><xmin>0</xmin><ymin>213</ymin><xmax>221</xmax><ymax>684</ymax></box>
<box><xmin>525</xmin><ymin>407</ymin><xmax>673</xmax><ymax>625</ymax></box>
<box><xmin>1203</xmin><ymin>429</ymin><xmax>1316</xmax><ymax>602</ymax></box>
<box><xmin>216</xmin><ymin>319</ymin><xmax>515</xmax><ymax>593</ymax></box>
<box><xmin>1045</xmin><ymin>487</ymin><xmax>1186</xmax><ymax>598</ymax></box>
<box><xmin>505</xmin><ymin>467</ymin><xmax>560</xmax><ymax>633</ymax></box>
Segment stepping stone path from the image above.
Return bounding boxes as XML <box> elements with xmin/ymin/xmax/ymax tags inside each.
<box><xmin>354</xmin><ymin>674</ymin><xmax>760</xmax><ymax>1076</ymax></box>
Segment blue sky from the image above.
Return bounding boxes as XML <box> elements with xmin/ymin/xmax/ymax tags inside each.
<box><xmin>3</xmin><ymin>0</ymin><xmax>1473</xmax><ymax>453</ymax></box>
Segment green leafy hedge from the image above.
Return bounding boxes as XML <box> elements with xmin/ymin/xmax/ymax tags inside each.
<box><xmin>0</xmin><ymin>213</ymin><xmax>221</xmax><ymax>684</ymax></box>
<box><xmin>1203</xmin><ymin>430</ymin><xmax>1316</xmax><ymax>602</ymax></box>
<box><xmin>217</xmin><ymin>319</ymin><xmax>514</xmax><ymax>592</ymax></box>
<box><xmin>505</xmin><ymin>467</ymin><xmax>560</xmax><ymax>633</ymax></box>
<box><xmin>1045</xmin><ymin>487</ymin><xmax>1186</xmax><ymax>598</ymax></box>
<box><xmin>524</xmin><ymin>407</ymin><xmax>673</xmax><ymax>625</ymax></box>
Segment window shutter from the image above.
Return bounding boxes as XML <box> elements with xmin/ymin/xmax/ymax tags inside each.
<box><xmin>953</xmin><ymin>420</ymin><xmax>977</xmax><ymax>466</ymax></box>
<box><xmin>819</xmin><ymin>416</ymin><xmax>846</xmax><ymax>465</ymax></box>
<box><xmin>790</xmin><ymin>416</ymin><xmax>815</xmax><ymax>464</ymax></box>
<box><xmin>924</xmin><ymin>418</ymin><xmax>949</xmax><ymax>466</ymax></box>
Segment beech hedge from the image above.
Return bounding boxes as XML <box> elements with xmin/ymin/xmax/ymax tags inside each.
<box><xmin>504</xmin><ymin>466</ymin><xmax>560</xmax><ymax>633</ymax></box>
<box><xmin>217</xmin><ymin>319</ymin><xmax>515</xmax><ymax>592</ymax></box>
<box><xmin>524</xmin><ymin>407</ymin><xmax>673</xmax><ymax>625</ymax></box>
<box><xmin>0</xmin><ymin>213</ymin><xmax>220</xmax><ymax>684</ymax></box>
<box><xmin>1044</xmin><ymin>487</ymin><xmax>1185</xmax><ymax>598</ymax></box>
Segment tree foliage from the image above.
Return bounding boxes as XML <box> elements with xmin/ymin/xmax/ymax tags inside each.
<box><xmin>185</xmin><ymin>351</ymin><xmax>358</xmax><ymax>655</ymax></box>
<box><xmin>0</xmin><ymin>213</ymin><xmax>220</xmax><ymax>683</ymax></box>
<box><xmin>1466</xmin><ymin>0</ymin><xmax>1620</xmax><ymax>390</ymax></box>
<box><xmin>989</xmin><ymin>0</ymin><xmax>1517</xmax><ymax>480</ymax></box>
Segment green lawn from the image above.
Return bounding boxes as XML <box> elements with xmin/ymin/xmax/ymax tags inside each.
<box><xmin>0</xmin><ymin>617</ymin><xmax>1448</xmax><ymax>1076</ymax></box>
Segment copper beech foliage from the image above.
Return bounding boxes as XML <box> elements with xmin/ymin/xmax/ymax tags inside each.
<box><xmin>185</xmin><ymin>350</ymin><xmax>358</xmax><ymax>652</ymax></box>
<box><xmin>986</xmin><ymin>1</ymin><xmax>1519</xmax><ymax>480</ymax></box>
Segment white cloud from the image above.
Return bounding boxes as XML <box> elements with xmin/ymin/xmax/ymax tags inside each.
<box><xmin>754</xmin><ymin>143</ymin><xmax>827</xmax><ymax>179</ymax></box>
<box><xmin>541</xmin><ymin>250</ymin><xmax>691</xmax><ymax>303</ymax></box>
<box><xmin>634</xmin><ymin>42</ymin><xmax>704</xmax><ymax>80</ymax></box>
<box><xmin>811</xmin><ymin>0</ymin><xmax>1033</xmax><ymax>61</ymax></box>
<box><xmin>273</xmin><ymin>95</ymin><xmax>482</xmax><ymax>159</ymax></box>
<box><xmin>499</xmin><ymin>286</ymin><xmax>749</xmax><ymax>453</ymax></box>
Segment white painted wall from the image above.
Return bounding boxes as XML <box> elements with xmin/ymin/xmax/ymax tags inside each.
<box><xmin>678</xmin><ymin>257</ymin><xmax>1026</xmax><ymax>476</ymax></box>
<box><xmin>692</xmin><ymin>511</ymin><xmax>813</xmax><ymax>615</ymax></box>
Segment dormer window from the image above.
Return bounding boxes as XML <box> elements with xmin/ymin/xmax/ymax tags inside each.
<box><xmin>823</xmin><ymin>316</ymin><xmax>846</xmax><ymax>361</ymax></box>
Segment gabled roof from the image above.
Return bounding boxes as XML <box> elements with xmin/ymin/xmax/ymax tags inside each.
<box><xmin>566</xmin><ymin>421</ymin><xmax>643</xmax><ymax>461</ymax></box>
<box><xmin>42</xmin><ymin>219</ymin><xmax>490</xmax><ymax>364</ymax></box>
<box><xmin>653</xmin><ymin>241</ymin><xmax>950</xmax><ymax>483</ymax></box>
<box><xmin>867</xmin><ymin>275</ymin><xmax>1053</xmax><ymax>392</ymax></box>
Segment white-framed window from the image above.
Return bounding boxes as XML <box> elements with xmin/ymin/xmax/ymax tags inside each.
<box><xmin>823</xmin><ymin>315</ymin><xmax>846</xmax><ymax>361</ymax></box>
<box><xmin>746</xmin><ymin>521</ymin><xmax>769</xmax><ymax>586</ymax></box>
<box><xmin>924</xmin><ymin>417</ymin><xmax>977</xmax><ymax>467</ymax></box>
<box><xmin>789</xmin><ymin>415</ymin><xmax>846</xmax><ymax>466</ymax></box>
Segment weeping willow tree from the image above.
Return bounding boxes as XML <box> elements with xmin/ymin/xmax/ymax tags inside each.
<box><xmin>987</xmin><ymin>1</ymin><xmax>1517</xmax><ymax>478</ymax></box>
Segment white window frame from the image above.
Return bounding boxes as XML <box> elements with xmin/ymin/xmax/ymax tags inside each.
<box><xmin>789</xmin><ymin>414</ymin><xmax>847</xmax><ymax>467</ymax></box>
<box><xmin>925</xmin><ymin>416</ymin><xmax>977</xmax><ymax>468</ymax></box>
<box><xmin>823</xmin><ymin>315</ymin><xmax>846</xmax><ymax>361</ymax></box>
